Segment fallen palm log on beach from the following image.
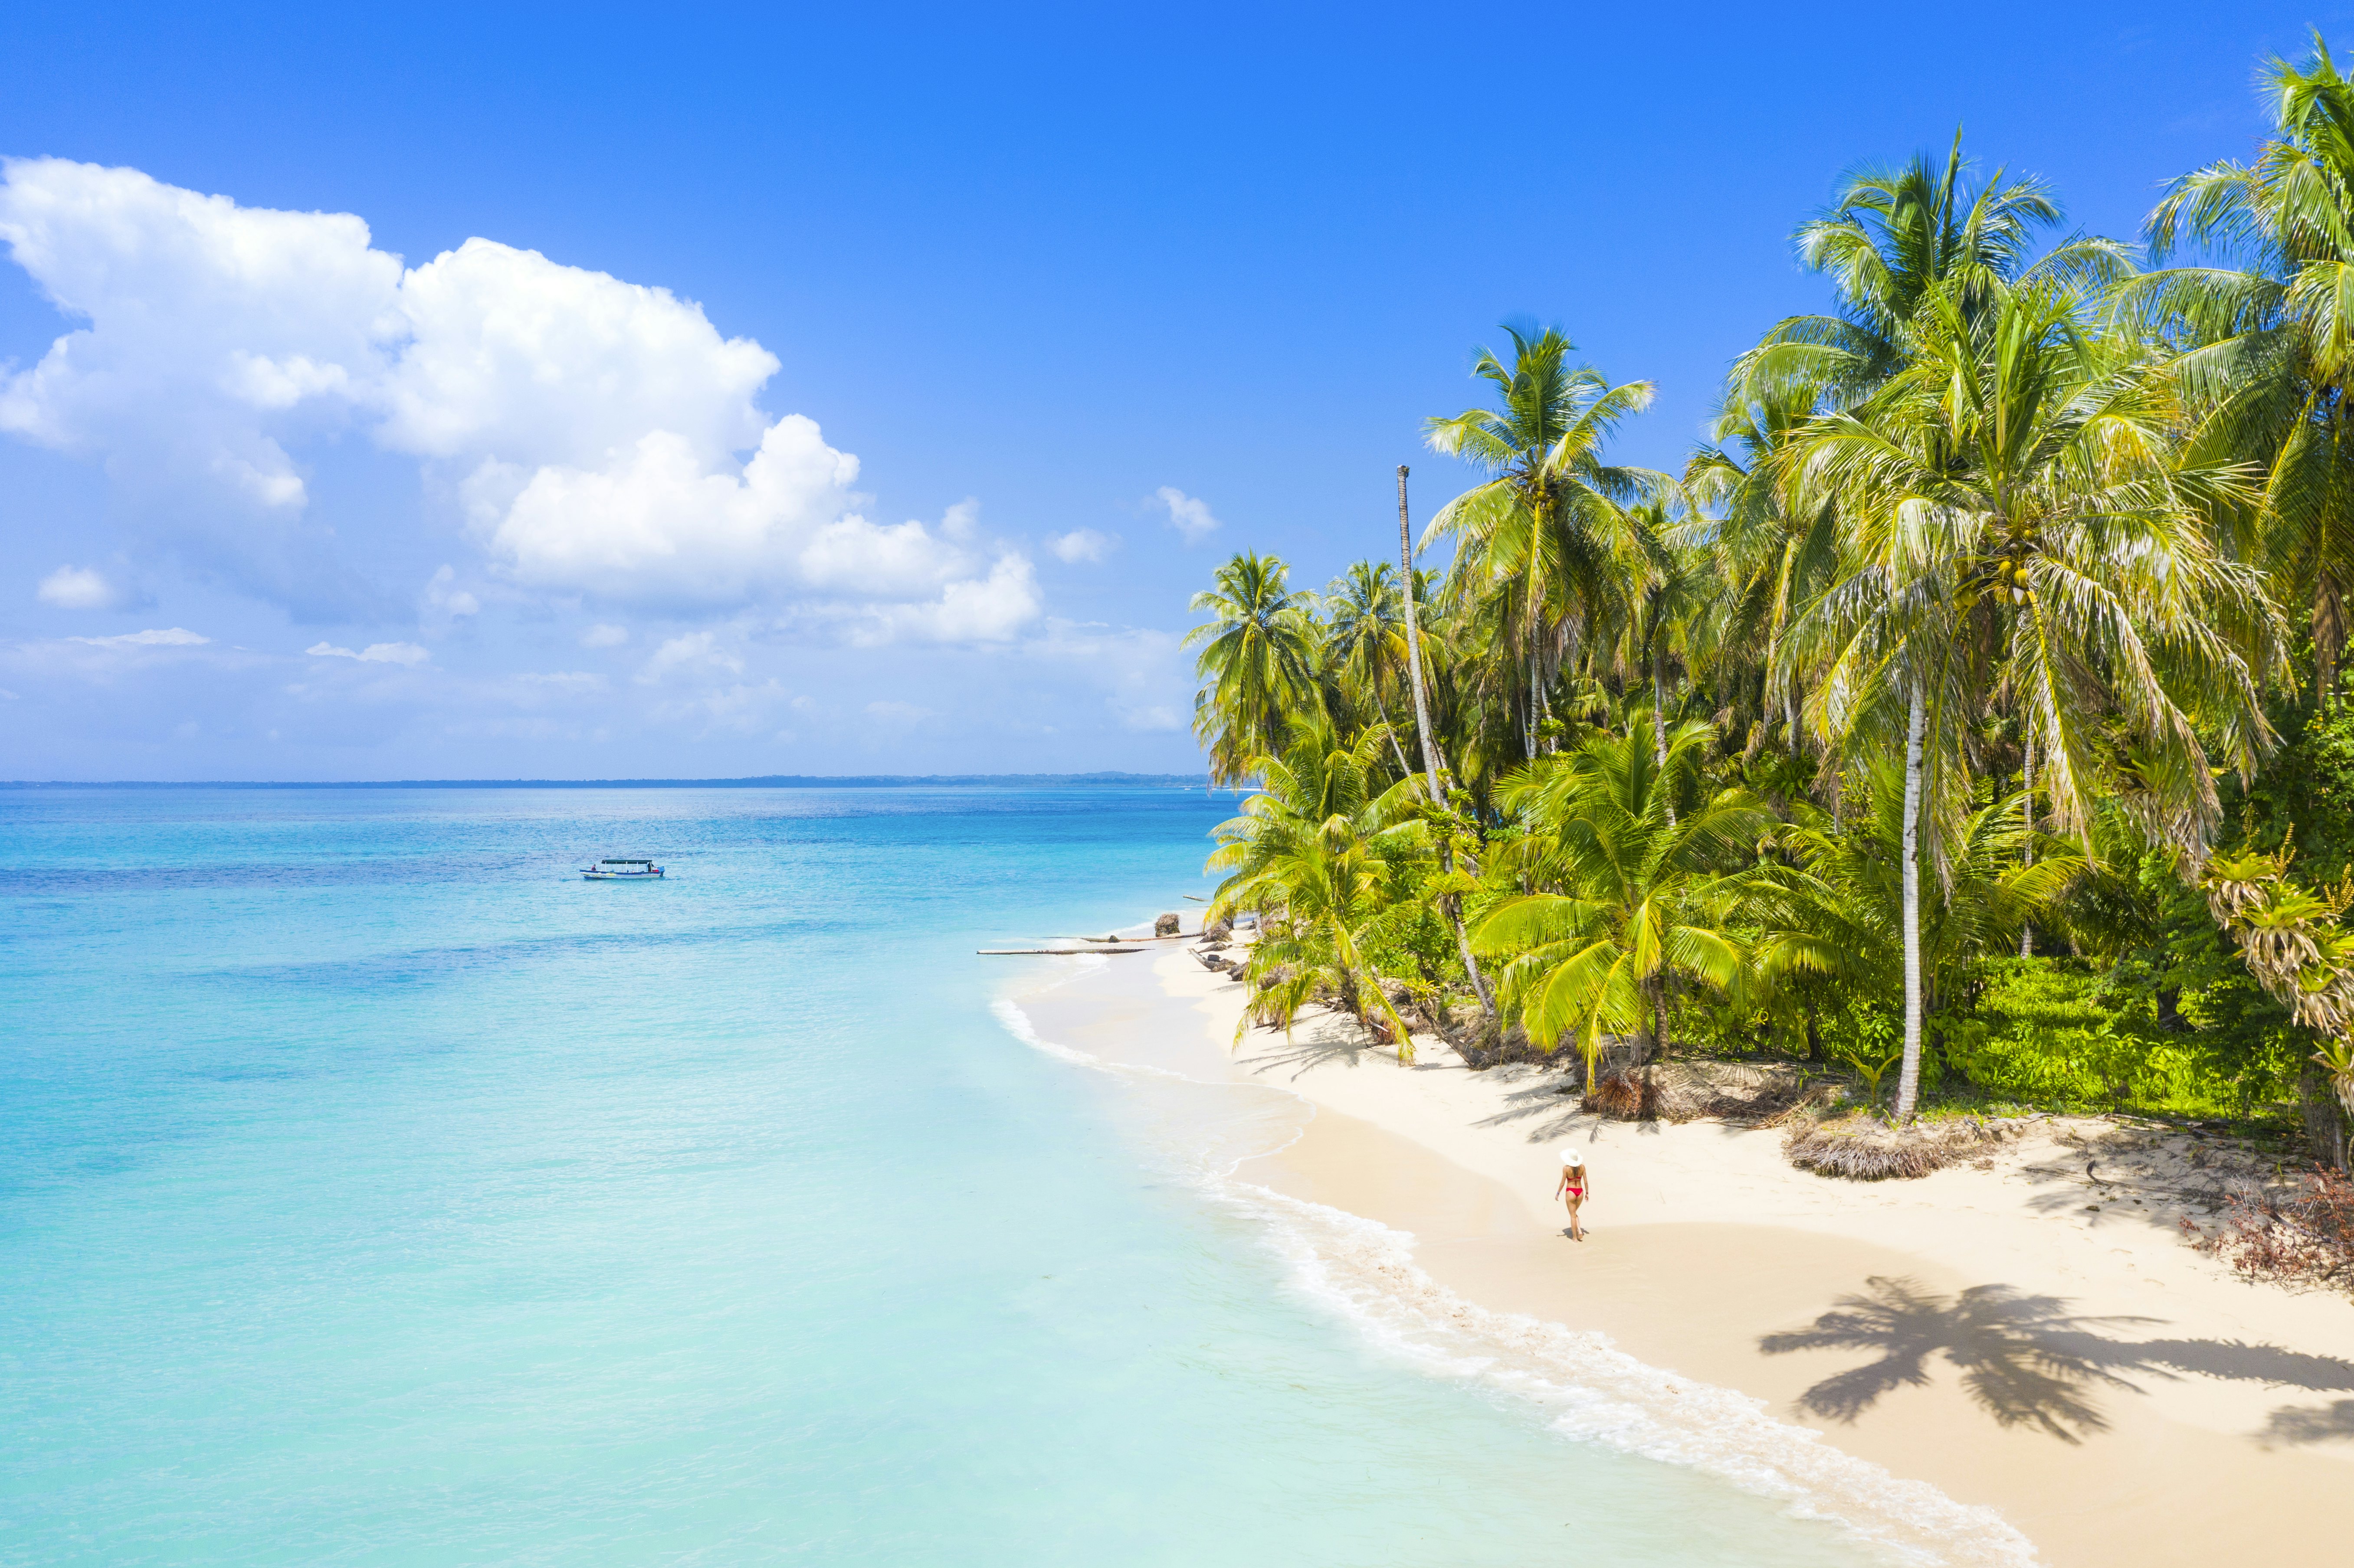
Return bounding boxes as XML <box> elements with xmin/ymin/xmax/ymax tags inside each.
<box><xmin>976</xmin><ymin>946</ymin><xmax>1147</xmax><ymax>956</ymax></box>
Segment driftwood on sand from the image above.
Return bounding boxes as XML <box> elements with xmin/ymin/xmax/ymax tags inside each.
<box><xmin>975</xmin><ymin>946</ymin><xmax>1147</xmax><ymax>956</ymax></box>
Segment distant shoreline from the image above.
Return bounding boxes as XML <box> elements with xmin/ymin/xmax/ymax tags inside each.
<box><xmin>0</xmin><ymin>772</ymin><xmax>1216</xmax><ymax>790</ymax></box>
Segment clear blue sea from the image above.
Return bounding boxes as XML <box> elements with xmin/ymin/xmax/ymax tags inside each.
<box><xmin>1</xmin><ymin>787</ymin><xmax>1939</xmax><ymax>1565</ymax></box>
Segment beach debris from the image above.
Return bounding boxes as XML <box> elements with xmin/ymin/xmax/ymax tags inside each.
<box><xmin>1203</xmin><ymin>917</ymin><xmax>1233</xmax><ymax>944</ymax></box>
<box><xmin>1446</xmin><ymin>1016</ymin><xmax>1545</xmax><ymax>1069</ymax></box>
<box><xmin>2185</xmin><ymin>1165</ymin><xmax>2354</xmax><ymax>1291</ymax></box>
<box><xmin>1154</xmin><ymin>912</ymin><xmax>1182</xmax><ymax>936</ymax></box>
<box><xmin>975</xmin><ymin>946</ymin><xmax>1146</xmax><ymax>956</ymax></box>
<box><xmin>1579</xmin><ymin>1061</ymin><xmax>1829</xmax><ymax>1124</ymax></box>
<box><xmin>1782</xmin><ymin>1113</ymin><xmax>2009</xmax><ymax>1181</ymax></box>
<box><xmin>1585</xmin><ymin>1071</ymin><xmax>1653</xmax><ymax>1120</ymax></box>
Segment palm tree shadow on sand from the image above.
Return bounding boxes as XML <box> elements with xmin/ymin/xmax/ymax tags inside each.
<box><xmin>2256</xmin><ymin>1398</ymin><xmax>2354</xmax><ymax>1448</ymax></box>
<box><xmin>1759</xmin><ymin>1276</ymin><xmax>2354</xmax><ymax>1444</ymax></box>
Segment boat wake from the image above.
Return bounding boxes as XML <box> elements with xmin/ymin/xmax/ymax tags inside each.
<box><xmin>993</xmin><ymin>992</ymin><xmax>2036</xmax><ymax>1568</ymax></box>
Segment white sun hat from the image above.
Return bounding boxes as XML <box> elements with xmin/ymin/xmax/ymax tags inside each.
<box><xmin>1558</xmin><ymin>1147</ymin><xmax>1585</xmax><ymax>1167</ymax></box>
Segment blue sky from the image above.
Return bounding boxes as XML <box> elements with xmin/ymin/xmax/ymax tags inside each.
<box><xmin>1</xmin><ymin>1</ymin><xmax>2346</xmax><ymax>780</ymax></box>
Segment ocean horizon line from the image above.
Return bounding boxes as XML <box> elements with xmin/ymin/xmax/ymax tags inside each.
<box><xmin>0</xmin><ymin>771</ymin><xmax>1216</xmax><ymax>791</ymax></box>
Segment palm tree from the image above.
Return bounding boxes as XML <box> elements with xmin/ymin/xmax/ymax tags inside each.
<box><xmin>1471</xmin><ymin>715</ymin><xmax>1770</xmax><ymax>1087</ymax></box>
<box><xmin>1684</xmin><ymin>386</ymin><xmax>1843</xmax><ymax>756</ymax></box>
<box><xmin>1185</xmin><ymin>552</ymin><xmax>1321</xmax><ymax>783</ymax></box>
<box><xmin>1423</xmin><ymin>325</ymin><xmax>1668</xmax><ymax>756</ymax></box>
<box><xmin>1320</xmin><ymin>560</ymin><xmax>1419</xmax><ymax>778</ymax></box>
<box><xmin>1324</xmin><ymin>554</ymin><xmax>1505</xmax><ymax>1024</ymax></box>
<box><xmin>1782</xmin><ymin>276</ymin><xmax>2286</xmax><ymax>1120</ymax></box>
<box><xmin>1612</xmin><ymin>499</ymin><xmax>1695</xmax><ymax>786</ymax></box>
<box><xmin>1734</xmin><ymin>131</ymin><xmax>2122</xmax><ymax>412</ymax></box>
<box><xmin>2141</xmin><ymin>35</ymin><xmax>2354</xmax><ymax>701</ymax></box>
<box><xmin>1207</xmin><ymin>717</ymin><xmax>1417</xmax><ymax>1054</ymax></box>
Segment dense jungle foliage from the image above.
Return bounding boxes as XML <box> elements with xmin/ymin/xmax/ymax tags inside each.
<box><xmin>1194</xmin><ymin>38</ymin><xmax>2354</xmax><ymax>1166</ymax></box>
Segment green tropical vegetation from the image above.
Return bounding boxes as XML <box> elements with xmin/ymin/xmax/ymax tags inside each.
<box><xmin>1196</xmin><ymin>36</ymin><xmax>2354</xmax><ymax>1168</ymax></box>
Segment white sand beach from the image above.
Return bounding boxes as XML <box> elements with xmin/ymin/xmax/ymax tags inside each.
<box><xmin>1017</xmin><ymin>942</ymin><xmax>2354</xmax><ymax>1568</ymax></box>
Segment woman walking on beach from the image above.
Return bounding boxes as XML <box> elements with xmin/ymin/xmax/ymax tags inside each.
<box><xmin>1555</xmin><ymin>1148</ymin><xmax>1590</xmax><ymax>1241</ymax></box>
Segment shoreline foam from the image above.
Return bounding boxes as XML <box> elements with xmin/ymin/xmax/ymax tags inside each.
<box><xmin>997</xmin><ymin>953</ymin><xmax>2030</xmax><ymax>1565</ymax></box>
<box><xmin>997</xmin><ymin>933</ymin><xmax>2354</xmax><ymax>1568</ymax></box>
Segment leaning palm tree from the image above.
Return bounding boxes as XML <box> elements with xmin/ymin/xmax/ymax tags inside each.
<box><xmin>1471</xmin><ymin>715</ymin><xmax>1770</xmax><ymax>1087</ymax></box>
<box><xmin>2140</xmin><ymin>34</ymin><xmax>2354</xmax><ymax>700</ymax></box>
<box><xmin>1185</xmin><ymin>551</ymin><xmax>1321</xmax><ymax>782</ymax></box>
<box><xmin>1782</xmin><ymin>275</ymin><xmax>2286</xmax><ymax>1121</ymax></box>
<box><xmin>1423</xmin><ymin>324</ymin><xmax>1668</xmax><ymax>756</ymax></box>
<box><xmin>1207</xmin><ymin>717</ymin><xmax>1418</xmax><ymax>1054</ymax></box>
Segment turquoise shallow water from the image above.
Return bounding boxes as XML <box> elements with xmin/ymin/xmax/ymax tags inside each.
<box><xmin>1</xmin><ymin>786</ymin><xmax>1902</xmax><ymax>1565</ymax></box>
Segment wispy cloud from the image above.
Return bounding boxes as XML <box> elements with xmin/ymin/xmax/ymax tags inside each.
<box><xmin>1152</xmin><ymin>486</ymin><xmax>1219</xmax><ymax>543</ymax></box>
<box><xmin>38</xmin><ymin>565</ymin><xmax>123</xmax><ymax>609</ymax></box>
<box><xmin>71</xmin><ymin>627</ymin><xmax>207</xmax><ymax>648</ymax></box>
<box><xmin>306</xmin><ymin>641</ymin><xmax>429</xmax><ymax>665</ymax></box>
<box><xmin>865</xmin><ymin>699</ymin><xmax>936</xmax><ymax>727</ymax></box>
<box><xmin>637</xmin><ymin>629</ymin><xmax>744</xmax><ymax>683</ymax></box>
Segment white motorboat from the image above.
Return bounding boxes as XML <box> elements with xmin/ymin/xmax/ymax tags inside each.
<box><xmin>580</xmin><ymin>858</ymin><xmax>664</xmax><ymax>880</ymax></box>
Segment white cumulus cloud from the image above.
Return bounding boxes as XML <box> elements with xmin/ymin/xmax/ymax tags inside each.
<box><xmin>1047</xmin><ymin>528</ymin><xmax>1111</xmax><ymax>563</ymax></box>
<box><xmin>307</xmin><ymin>640</ymin><xmax>430</xmax><ymax>665</ymax></box>
<box><xmin>836</xmin><ymin>553</ymin><xmax>1042</xmax><ymax>646</ymax></box>
<box><xmin>1153</xmin><ymin>486</ymin><xmax>1220</xmax><ymax>543</ymax></box>
<box><xmin>37</xmin><ymin>564</ymin><xmax>120</xmax><ymax>609</ymax></box>
<box><xmin>0</xmin><ymin>157</ymin><xmax>1038</xmax><ymax>637</ymax></box>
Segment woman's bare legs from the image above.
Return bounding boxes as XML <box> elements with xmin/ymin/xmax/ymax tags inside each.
<box><xmin>1565</xmin><ymin>1193</ymin><xmax>1584</xmax><ymax>1241</ymax></box>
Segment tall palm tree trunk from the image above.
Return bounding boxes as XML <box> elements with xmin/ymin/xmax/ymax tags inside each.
<box><xmin>1896</xmin><ymin>680</ymin><xmax>1927</xmax><ymax>1123</ymax></box>
<box><xmin>2320</xmin><ymin>579</ymin><xmax>2345</xmax><ymax>711</ymax></box>
<box><xmin>1398</xmin><ymin>465</ymin><xmax>1496</xmax><ymax>1024</ymax></box>
<box><xmin>2019</xmin><ymin>737</ymin><xmax>2036</xmax><ymax>958</ymax></box>
<box><xmin>1651</xmin><ymin>638</ymin><xmax>1674</xmax><ymax>827</ymax></box>
<box><xmin>1524</xmin><ymin>651</ymin><xmax>1539</xmax><ymax>760</ymax></box>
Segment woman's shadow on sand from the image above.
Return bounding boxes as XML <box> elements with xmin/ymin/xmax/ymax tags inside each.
<box><xmin>1758</xmin><ymin>1274</ymin><xmax>2354</xmax><ymax>1443</ymax></box>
